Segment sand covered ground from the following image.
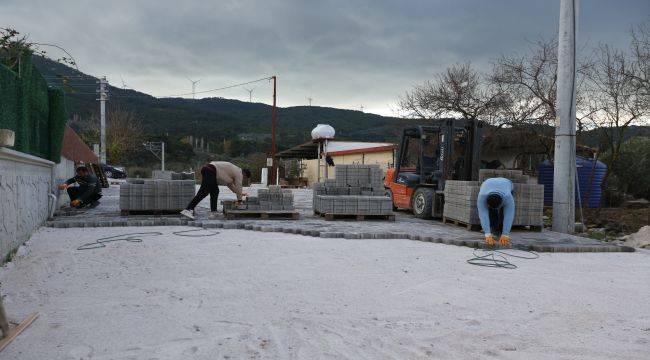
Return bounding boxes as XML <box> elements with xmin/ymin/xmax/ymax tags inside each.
<box><xmin>1</xmin><ymin>226</ymin><xmax>649</xmax><ymax>359</ymax></box>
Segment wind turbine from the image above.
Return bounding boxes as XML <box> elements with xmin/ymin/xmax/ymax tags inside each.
<box><xmin>120</xmin><ymin>75</ymin><xmax>129</xmax><ymax>89</ymax></box>
<box><xmin>186</xmin><ymin>77</ymin><xmax>201</xmax><ymax>99</ymax></box>
<box><xmin>307</xmin><ymin>97</ymin><xmax>313</xmax><ymax>106</ymax></box>
<box><xmin>244</xmin><ymin>87</ymin><xmax>255</xmax><ymax>102</ymax></box>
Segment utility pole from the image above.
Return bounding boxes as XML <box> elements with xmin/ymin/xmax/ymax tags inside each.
<box><xmin>270</xmin><ymin>76</ymin><xmax>278</xmax><ymax>185</ymax></box>
<box><xmin>552</xmin><ymin>0</ymin><xmax>578</xmax><ymax>234</ymax></box>
<box><xmin>143</xmin><ymin>141</ymin><xmax>165</xmax><ymax>171</ymax></box>
<box><xmin>98</xmin><ymin>76</ymin><xmax>108</xmax><ymax>164</ymax></box>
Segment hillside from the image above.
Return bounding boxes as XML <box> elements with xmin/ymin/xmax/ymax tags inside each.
<box><xmin>33</xmin><ymin>55</ymin><xmax>649</xmax><ymax>168</ymax></box>
<box><xmin>33</xmin><ymin>56</ymin><xmax>414</xmax><ymax>152</ymax></box>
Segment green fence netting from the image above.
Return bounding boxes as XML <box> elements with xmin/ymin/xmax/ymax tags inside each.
<box><xmin>0</xmin><ymin>53</ymin><xmax>67</xmax><ymax>161</ymax></box>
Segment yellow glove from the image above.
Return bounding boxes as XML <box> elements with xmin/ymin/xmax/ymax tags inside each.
<box><xmin>70</xmin><ymin>199</ymin><xmax>81</xmax><ymax>207</ymax></box>
<box><xmin>485</xmin><ymin>234</ymin><xmax>495</xmax><ymax>246</ymax></box>
<box><xmin>58</xmin><ymin>184</ymin><xmax>68</xmax><ymax>190</ymax></box>
<box><xmin>499</xmin><ymin>235</ymin><xmax>510</xmax><ymax>247</ymax></box>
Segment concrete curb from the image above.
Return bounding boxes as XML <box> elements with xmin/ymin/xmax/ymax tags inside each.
<box><xmin>44</xmin><ymin>220</ymin><xmax>635</xmax><ymax>253</ymax></box>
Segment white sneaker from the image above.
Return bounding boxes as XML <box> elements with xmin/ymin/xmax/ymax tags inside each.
<box><xmin>180</xmin><ymin>209</ymin><xmax>195</xmax><ymax>220</ymax></box>
<box><xmin>208</xmin><ymin>211</ymin><xmax>220</xmax><ymax>220</ymax></box>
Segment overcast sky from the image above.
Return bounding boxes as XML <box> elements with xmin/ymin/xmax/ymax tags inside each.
<box><xmin>2</xmin><ymin>0</ymin><xmax>648</xmax><ymax>115</ymax></box>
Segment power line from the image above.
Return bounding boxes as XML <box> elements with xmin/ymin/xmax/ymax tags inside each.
<box><xmin>45</xmin><ymin>74</ymin><xmax>274</xmax><ymax>100</ymax></box>
<box><xmin>163</xmin><ymin>76</ymin><xmax>272</xmax><ymax>98</ymax></box>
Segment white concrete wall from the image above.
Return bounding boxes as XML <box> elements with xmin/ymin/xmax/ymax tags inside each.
<box><xmin>303</xmin><ymin>150</ymin><xmax>394</xmax><ymax>185</ymax></box>
<box><xmin>53</xmin><ymin>156</ymin><xmax>75</xmax><ymax>207</ymax></box>
<box><xmin>0</xmin><ymin>148</ymin><xmax>54</xmax><ymax>259</ymax></box>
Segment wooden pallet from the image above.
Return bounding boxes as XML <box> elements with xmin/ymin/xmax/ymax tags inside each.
<box><xmin>442</xmin><ymin>216</ymin><xmax>481</xmax><ymax>231</ymax></box>
<box><xmin>89</xmin><ymin>163</ymin><xmax>109</xmax><ymax>188</ymax></box>
<box><xmin>224</xmin><ymin>209</ymin><xmax>299</xmax><ymax>220</ymax></box>
<box><xmin>318</xmin><ymin>213</ymin><xmax>395</xmax><ymax>221</ymax></box>
<box><xmin>442</xmin><ymin>217</ymin><xmax>542</xmax><ymax>232</ymax></box>
<box><xmin>120</xmin><ymin>209</ymin><xmax>183</xmax><ymax>216</ymax></box>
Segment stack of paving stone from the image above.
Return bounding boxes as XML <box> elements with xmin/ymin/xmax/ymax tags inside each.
<box><xmin>222</xmin><ymin>185</ymin><xmax>294</xmax><ymax>212</ymax></box>
<box><xmin>478</xmin><ymin>169</ymin><xmax>529</xmax><ymax>184</ymax></box>
<box><xmin>152</xmin><ymin>170</ymin><xmax>195</xmax><ymax>180</ymax></box>
<box><xmin>443</xmin><ymin>169</ymin><xmax>544</xmax><ymax>228</ymax></box>
<box><xmin>120</xmin><ymin>178</ymin><xmax>195</xmax><ymax>212</ymax></box>
<box><xmin>312</xmin><ymin>164</ymin><xmax>392</xmax><ymax>216</ymax></box>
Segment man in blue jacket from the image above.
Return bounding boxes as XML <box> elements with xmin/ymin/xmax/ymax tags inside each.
<box><xmin>477</xmin><ymin>177</ymin><xmax>515</xmax><ymax>247</ymax></box>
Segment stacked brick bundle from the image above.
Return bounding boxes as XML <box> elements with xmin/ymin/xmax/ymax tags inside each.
<box><xmin>442</xmin><ymin>181</ymin><xmax>481</xmax><ymax>224</ymax></box>
<box><xmin>152</xmin><ymin>170</ymin><xmax>195</xmax><ymax>180</ymax></box>
<box><xmin>478</xmin><ymin>169</ymin><xmax>529</xmax><ymax>184</ymax></box>
<box><xmin>222</xmin><ymin>185</ymin><xmax>294</xmax><ymax>212</ymax></box>
<box><xmin>120</xmin><ymin>179</ymin><xmax>195</xmax><ymax>212</ymax></box>
<box><xmin>312</xmin><ymin>164</ymin><xmax>392</xmax><ymax>216</ymax></box>
<box><xmin>443</xmin><ymin>169</ymin><xmax>544</xmax><ymax>228</ymax></box>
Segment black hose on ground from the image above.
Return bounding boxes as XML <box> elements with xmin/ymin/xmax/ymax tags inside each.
<box><xmin>467</xmin><ymin>248</ymin><xmax>539</xmax><ymax>269</ymax></box>
<box><xmin>76</xmin><ymin>229</ymin><xmax>220</xmax><ymax>250</ymax></box>
<box><xmin>77</xmin><ymin>232</ymin><xmax>164</xmax><ymax>250</ymax></box>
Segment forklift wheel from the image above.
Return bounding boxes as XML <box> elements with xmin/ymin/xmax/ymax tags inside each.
<box><xmin>412</xmin><ymin>188</ymin><xmax>434</xmax><ymax>219</ymax></box>
<box><xmin>385</xmin><ymin>188</ymin><xmax>398</xmax><ymax>211</ymax></box>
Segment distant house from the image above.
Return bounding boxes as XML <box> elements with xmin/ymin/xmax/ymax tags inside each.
<box><xmin>277</xmin><ymin>140</ymin><xmax>397</xmax><ymax>185</ymax></box>
<box><xmin>239</xmin><ymin>133</ymin><xmax>271</xmax><ymax>141</ymax></box>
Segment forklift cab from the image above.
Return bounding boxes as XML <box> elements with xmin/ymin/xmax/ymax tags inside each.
<box><xmin>386</xmin><ymin>119</ymin><xmax>483</xmax><ymax>218</ymax></box>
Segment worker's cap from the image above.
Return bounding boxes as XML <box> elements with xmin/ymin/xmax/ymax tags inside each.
<box><xmin>76</xmin><ymin>165</ymin><xmax>88</xmax><ymax>172</ymax></box>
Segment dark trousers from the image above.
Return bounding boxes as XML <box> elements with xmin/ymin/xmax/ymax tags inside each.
<box><xmin>186</xmin><ymin>168</ymin><xmax>219</xmax><ymax>211</ymax></box>
<box><xmin>67</xmin><ymin>186</ymin><xmax>102</xmax><ymax>207</ymax></box>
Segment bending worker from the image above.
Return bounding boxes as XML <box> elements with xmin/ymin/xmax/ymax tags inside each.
<box><xmin>181</xmin><ymin>161</ymin><xmax>251</xmax><ymax>220</ymax></box>
<box><xmin>58</xmin><ymin>165</ymin><xmax>102</xmax><ymax>208</ymax></box>
<box><xmin>477</xmin><ymin>177</ymin><xmax>515</xmax><ymax>247</ymax></box>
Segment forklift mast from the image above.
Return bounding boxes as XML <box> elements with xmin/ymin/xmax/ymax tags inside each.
<box><xmin>394</xmin><ymin>118</ymin><xmax>483</xmax><ymax>189</ymax></box>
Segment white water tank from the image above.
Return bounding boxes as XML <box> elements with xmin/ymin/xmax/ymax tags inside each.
<box><xmin>311</xmin><ymin>124</ymin><xmax>335</xmax><ymax>140</ymax></box>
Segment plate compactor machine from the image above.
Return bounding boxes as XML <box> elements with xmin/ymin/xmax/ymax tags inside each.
<box><xmin>384</xmin><ymin>118</ymin><xmax>484</xmax><ymax>218</ymax></box>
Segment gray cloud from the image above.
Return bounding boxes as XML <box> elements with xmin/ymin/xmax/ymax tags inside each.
<box><xmin>2</xmin><ymin>0</ymin><xmax>648</xmax><ymax>114</ymax></box>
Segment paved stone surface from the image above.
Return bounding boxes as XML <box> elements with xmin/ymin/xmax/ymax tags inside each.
<box><xmin>48</xmin><ymin>184</ymin><xmax>633</xmax><ymax>253</ymax></box>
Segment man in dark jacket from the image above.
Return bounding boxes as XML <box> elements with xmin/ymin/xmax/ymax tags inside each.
<box><xmin>58</xmin><ymin>165</ymin><xmax>102</xmax><ymax>208</ymax></box>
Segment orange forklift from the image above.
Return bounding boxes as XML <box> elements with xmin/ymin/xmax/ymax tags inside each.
<box><xmin>384</xmin><ymin>119</ymin><xmax>484</xmax><ymax>218</ymax></box>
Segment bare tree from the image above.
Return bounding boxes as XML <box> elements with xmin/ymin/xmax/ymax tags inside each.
<box><xmin>628</xmin><ymin>22</ymin><xmax>649</xmax><ymax>109</ymax></box>
<box><xmin>490</xmin><ymin>39</ymin><xmax>562</xmax><ymax>127</ymax></box>
<box><xmin>399</xmin><ymin>62</ymin><xmax>504</xmax><ymax>121</ymax></box>
<box><xmin>106</xmin><ymin>109</ymin><xmax>143</xmax><ymax>164</ymax></box>
<box><xmin>85</xmin><ymin>108</ymin><xmax>143</xmax><ymax>164</ymax></box>
<box><xmin>584</xmin><ymin>43</ymin><xmax>649</xmax><ymax>169</ymax></box>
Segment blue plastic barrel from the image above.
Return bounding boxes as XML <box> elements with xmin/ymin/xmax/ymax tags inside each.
<box><xmin>537</xmin><ymin>156</ymin><xmax>607</xmax><ymax>208</ymax></box>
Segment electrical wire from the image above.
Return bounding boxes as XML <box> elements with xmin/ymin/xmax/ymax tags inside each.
<box><xmin>467</xmin><ymin>247</ymin><xmax>539</xmax><ymax>269</ymax></box>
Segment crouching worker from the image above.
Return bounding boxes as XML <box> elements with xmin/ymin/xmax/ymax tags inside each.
<box><xmin>58</xmin><ymin>165</ymin><xmax>102</xmax><ymax>208</ymax></box>
<box><xmin>477</xmin><ymin>177</ymin><xmax>515</xmax><ymax>247</ymax></box>
<box><xmin>180</xmin><ymin>161</ymin><xmax>252</xmax><ymax>220</ymax></box>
